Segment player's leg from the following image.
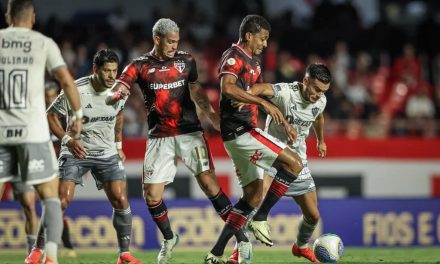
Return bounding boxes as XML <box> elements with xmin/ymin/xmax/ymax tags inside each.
<box><xmin>22</xmin><ymin>142</ymin><xmax>62</xmax><ymax>264</ymax></box>
<box><xmin>291</xmin><ymin>191</ymin><xmax>320</xmax><ymax>262</ymax></box>
<box><xmin>13</xmin><ymin>183</ymin><xmax>38</xmax><ymax>253</ymax></box>
<box><xmin>61</xmin><ymin>217</ymin><xmax>76</xmax><ymax>258</ymax></box>
<box><xmin>143</xmin><ymin>136</ymin><xmax>179</xmax><ymax>264</ymax></box>
<box><xmin>184</xmin><ymin>132</ymin><xmax>250</xmax><ymax>244</ymax></box>
<box><xmin>96</xmin><ymin>154</ymin><xmax>142</xmax><ymax>263</ymax></box>
<box><xmin>58</xmin><ymin>179</ymin><xmax>77</xmax><ymax>258</ymax></box>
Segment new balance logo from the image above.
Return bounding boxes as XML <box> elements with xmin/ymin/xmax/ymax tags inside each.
<box><xmin>85</xmin><ymin>104</ymin><xmax>92</xmax><ymax>109</ymax></box>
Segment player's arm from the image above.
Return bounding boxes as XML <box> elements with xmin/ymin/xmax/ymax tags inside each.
<box><xmin>47</xmin><ymin>106</ymin><xmax>87</xmax><ymax>160</ymax></box>
<box><xmin>106</xmin><ymin>82</ymin><xmax>131</xmax><ymax>105</ymax></box>
<box><xmin>52</xmin><ymin>67</ymin><xmax>82</xmax><ymax>138</ymax></box>
<box><xmin>189</xmin><ymin>81</ymin><xmax>220</xmax><ymax>131</ymax></box>
<box><xmin>313</xmin><ymin>113</ymin><xmax>327</xmax><ymax>158</ymax></box>
<box><xmin>249</xmin><ymin>83</ymin><xmax>275</xmax><ymax>97</ymax></box>
<box><xmin>115</xmin><ymin>110</ymin><xmax>126</xmax><ymax>162</ymax></box>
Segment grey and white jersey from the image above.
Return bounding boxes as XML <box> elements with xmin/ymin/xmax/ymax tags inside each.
<box><xmin>0</xmin><ymin>27</ymin><xmax>66</xmax><ymax>144</ymax></box>
<box><xmin>266</xmin><ymin>81</ymin><xmax>326</xmax><ymax>161</ymax></box>
<box><xmin>48</xmin><ymin>76</ymin><xmax>125</xmax><ymax>159</ymax></box>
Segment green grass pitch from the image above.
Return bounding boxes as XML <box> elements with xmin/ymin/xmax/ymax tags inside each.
<box><xmin>1</xmin><ymin>247</ymin><xmax>439</xmax><ymax>264</ymax></box>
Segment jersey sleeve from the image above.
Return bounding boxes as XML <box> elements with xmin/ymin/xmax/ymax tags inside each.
<box><xmin>188</xmin><ymin>57</ymin><xmax>198</xmax><ymax>83</ymax></box>
<box><xmin>47</xmin><ymin>92</ymin><xmax>69</xmax><ymax>116</ymax></box>
<box><xmin>219</xmin><ymin>52</ymin><xmax>243</xmax><ymax>79</ymax></box>
<box><xmin>45</xmin><ymin>38</ymin><xmax>66</xmax><ymax>74</ymax></box>
<box><xmin>117</xmin><ymin>63</ymin><xmax>139</xmax><ymax>88</ymax></box>
<box><xmin>268</xmin><ymin>83</ymin><xmax>292</xmax><ymax>108</ymax></box>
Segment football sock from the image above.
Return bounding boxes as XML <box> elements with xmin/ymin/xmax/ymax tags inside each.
<box><xmin>297</xmin><ymin>216</ymin><xmax>317</xmax><ymax>247</ymax></box>
<box><xmin>148</xmin><ymin>200</ymin><xmax>174</xmax><ymax>240</ymax></box>
<box><xmin>26</xmin><ymin>235</ymin><xmax>36</xmax><ymax>253</ymax></box>
<box><xmin>113</xmin><ymin>207</ymin><xmax>133</xmax><ymax>253</ymax></box>
<box><xmin>211</xmin><ymin>199</ymin><xmax>254</xmax><ymax>256</ymax></box>
<box><xmin>209</xmin><ymin>189</ymin><xmax>249</xmax><ymax>242</ymax></box>
<box><xmin>62</xmin><ymin>217</ymin><xmax>74</xmax><ymax>249</ymax></box>
<box><xmin>43</xmin><ymin>198</ymin><xmax>62</xmax><ymax>262</ymax></box>
<box><xmin>253</xmin><ymin>168</ymin><xmax>296</xmax><ymax>221</ymax></box>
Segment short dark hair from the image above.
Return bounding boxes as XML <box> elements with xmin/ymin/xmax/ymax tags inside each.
<box><xmin>7</xmin><ymin>0</ymin><xmax>34</xmax><ymax>19</ymax></box>
<box><xmin>239</xmin><ymin>15</ymin><xmax>271</xmax><ymax>42</ymax></box>
<box><xmin>93</xmin><ymin>49</ymin><xmax>119</xmax><ymax>68</ymax></box>
<box><xmin>306</xmin><ymin>63</ymin><xmax>332</xmax><ymax>84</ymax></box>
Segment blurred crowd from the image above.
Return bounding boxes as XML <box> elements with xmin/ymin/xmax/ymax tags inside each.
<box><xmin>2</xmin><ymin>0</ymin><xmax>439</xmax><ymax>138</ymax></box>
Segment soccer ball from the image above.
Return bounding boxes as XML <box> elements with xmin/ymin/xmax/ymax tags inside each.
<box><xmin>313</xmin><ymin>233</ymin><xmax>344</xmax><ymax>263</ymax></box>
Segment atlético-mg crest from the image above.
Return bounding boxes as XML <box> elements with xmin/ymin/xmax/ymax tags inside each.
<box><xmin>174</xmin><ymin>60</ymin><xmax>185</xmax><ymax>73</ymax></box>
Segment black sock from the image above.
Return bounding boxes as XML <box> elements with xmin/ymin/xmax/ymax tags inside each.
<box><xmin>62</xmin><ymin>217</ymin><xmax>74</xmax><ymax>249</ymax></box>
<box><xmin>209</xmin><ymin>189</ymin><xmax>249</xmax><ymax>243</ymax></box>
<box><xmin>211</xmin><ymin>199</ymin><xmax>254</xmax><ymax>256</ymax></box>
<box><xmin>148</xmin><ymin>200</ymin><xmax>173</xmax><ymax>240</ymax></box>
<box><xmin>254</xmin><ymin>168</ymin><xmax>296</xmax><ymax>221</ymax></box>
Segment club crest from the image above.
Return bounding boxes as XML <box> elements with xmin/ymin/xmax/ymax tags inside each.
<box><xmin>174</xmin><ymin>60</ymin><xmax>185</xmax><ymax>73</ymax></box>
<box><xmin>312</xmin><ymin>107</ymin><xmax>320</xmax><ymax>117</ymax></box>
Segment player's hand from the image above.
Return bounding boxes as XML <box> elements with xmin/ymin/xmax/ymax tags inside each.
<box><xmin>66</xmin><ymin>139</ymin><xmax>87</xmax><ymax>160</ymax></box>
<box><xmin>261</xmin><ymin>100</ymin><xmax>284</xmax><ymax>125</ymax></box>
<box><xmin>117</xmin><ymin>149</ymin><xmax>126</xmax><ymax>162</ymax></box>
<box><xmin>231</xmin><ymin>100</ymin><xmax>247</xmax><ymax>111</ymax></box>
<box><xmin>317</xmin><ymin>141</ymin><xmax>327</xmax><ymax>158</ymax></box>
<box><xmin>283</xmin><ymin>122</ymin><xmax>298</xmax><ymax>145</ymax></box>
<box><xmin>115</xmin><ymin>86</ymin><xmax>130</xmax><ymax>100</ymax></box>
<box><xmin>68</xmin><ymin>119</ymin><xmax>83</xmax><ymax>139</ymax></box>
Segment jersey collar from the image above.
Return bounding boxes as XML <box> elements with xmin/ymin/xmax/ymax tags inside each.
<box><xmin>232</xmin><ymin>43</ymin><xmax>253</xmax><ymax>59</ymax></box>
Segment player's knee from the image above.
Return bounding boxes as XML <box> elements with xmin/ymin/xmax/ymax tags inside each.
<box><xmin>286</xmin><ymin>153</ymin><xmax>303</xmax><ymax>176</ymax></box>
<box><xmin>111</xmin><ymin>195</ymin><xmax>128</xmax><ymax>209</ymax></box>
<box><xmin>304</xmin><ymin>212</ymin><xmax>320</xmax><ymax>225</ymax></box>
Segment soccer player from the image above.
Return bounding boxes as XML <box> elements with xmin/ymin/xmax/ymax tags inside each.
<box><xmin>0</xmin><ymin>1</ymin><xmax>82</xmax><ymax>263</ymax></box>
<box><xmin>106</xmin><ymin>18</ymin><xmax>249</xmax><ymax>264</ymax></box>
<box><xmin>230</xmin><ymin>63</ymin><xmax>331</xmax><ymax>263</ymax></box>
<box><xmin>26</xmin><ymin>49</ymin><xmax>142</xmax><ymax>264</ymax></box>
<box><xmin>204</xmin><ymin>15</ymin><xmax>304</xmax><ymax>264</ymax></box>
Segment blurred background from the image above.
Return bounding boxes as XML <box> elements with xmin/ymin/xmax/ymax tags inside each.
<box><xmin>1</xmin><ymin>0</ymin><xmax>440</xmax><ymax>253</ymax></box>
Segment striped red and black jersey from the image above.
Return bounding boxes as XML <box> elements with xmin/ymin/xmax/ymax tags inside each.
<box><xmin>118</xmin><ymin>51</ymin><xmax>202</xmax><ymax>138</ymax></box>
<box><xmin>218</xmin><ymin>44</ymin><xmax>263</xmax><ymax>139</ymax></box>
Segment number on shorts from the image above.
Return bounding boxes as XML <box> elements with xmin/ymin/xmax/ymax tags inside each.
<box><xmin>0</xmin><ymin>69</ymin><xmax>28</xmax><ymax>109</ymax></box>
<box><xmin>195</xmin><ymin>145</ymin><xmax>207</xmax><ymax>160</ymax></box>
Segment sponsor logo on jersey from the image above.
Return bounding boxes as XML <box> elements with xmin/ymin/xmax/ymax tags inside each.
<box><xmin>28</xmin><ymin>159</ymin><xmax>45</xmax><ymax>173</ymax></box>
<box><xmin>1</xmin><ymin>126</ymin><xmax>27</xmax><ymax>140</ymax></box>
<box><xmin>148</xmin><ymin>68</ymin><xmax>156</xmax><ymax>74</ymax></box>
<box><xmin>85</xmin><ymin>103</ymin><xmax>93</xmax><ymax>109</ymax></box>
<box><xmin>87</xmin><ymin>150</ymin><xmax>105</xmax><ymax>157</ymax></box>
<box><xmin>159</xmin><ymin>66</ymin><xmax>169</xmax><ymax>72</ymax></box>
<box><xmin>174</xmin><ymin>60</ymin><xmax>185</xmax><ymax>73</ymax></box>
<box><xmin>1</xmin><ymin>39</ymin><xmax>32</xmax><ymax>53</ymax></box>
<box><xmin>82</xmin><ymin>115</ymin><xmax>116</xmax><ymax>124</ymax></box>
<box><xmin>149</xmin><ymin>80</ymin><xmax>185</xmax><ymax>90</ymax></box>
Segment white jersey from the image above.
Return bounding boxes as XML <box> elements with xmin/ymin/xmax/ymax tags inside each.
<box><xmin>48</xmin><ymin>76</ymin><xmax>125</xmax><ymax>159</ymax></box>
<box><xmin>266</xmin><ymin>82</ymin><xmax>326</xmax><ymax>161</ymax></box>
<box><xmin>0</xmin><ymin>27</ymin><xmax>66</xmax><ymax>144</ymax></box>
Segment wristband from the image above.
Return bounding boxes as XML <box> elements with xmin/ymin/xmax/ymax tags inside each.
<box><xmin>62</xmin><ymin>134</ymin><xmax>72</xmax><ymax>145</ymax></box>
<box><xmin>115</xmin><ymin>141</ymin><xmax>122</xmax><ymax>149</ymax></box>
<box><xmin>70</xmin><ymin>109</ymin><xmax>83</xmax><ymax>121</ymax></box>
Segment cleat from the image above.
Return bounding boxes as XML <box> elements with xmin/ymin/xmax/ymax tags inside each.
<box><xmin>25</xmin><ymin>248</ymin><xmax>43</xmax><ymax>264</ymax></box>
<box><xmin>226</xmin><ymin>247</ymin><xmax>238</xmax><ymax>264</ymax></box>
<box><xmin>204</xmin><ymin>253</ymin><xmax>226</xmax><ymax>264</ymax></box>
<box><xmin>43</xmin><ymin>256</ymin><xmax>56</xmax><ymax>264</ymax></box>
<box><xmin>237</xmin><ymin>241</ymin><xmax>252</xmax><ymax>264</ymax></box>
<box><xmin>157</xmin><ymin>233</ymin><xmax>179</xmax><ymax>264</ymax></box>
<box><xmin>248</xmin><ymin>220</ymin><xmax>273</xmax><ymax>246</ymax></box>
<box><xmin>292</xmin><ymin>243</ymin><xmax>318</xmax><ymax>263</ymax></box>
<box><xmin>117</xmin><ymin>252</ymin><xmax>143</xmax><ymax>264</ymax></box>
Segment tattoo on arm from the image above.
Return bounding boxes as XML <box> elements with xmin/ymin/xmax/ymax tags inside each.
<box><xmin>115</xmin><ymin>111</ymin><xmax>124</xmax><ymax>142</ymax></box>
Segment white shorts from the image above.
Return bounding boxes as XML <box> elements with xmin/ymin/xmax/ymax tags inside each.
<box><xmin>224</xmin><ymin>128</ymin><xmax>286</xmax><ymax>187</ymax></box>
<box><xmin>142</xmin><ymin>131</ymin><xmax>214</xmax><ymax>185</ymax></box>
